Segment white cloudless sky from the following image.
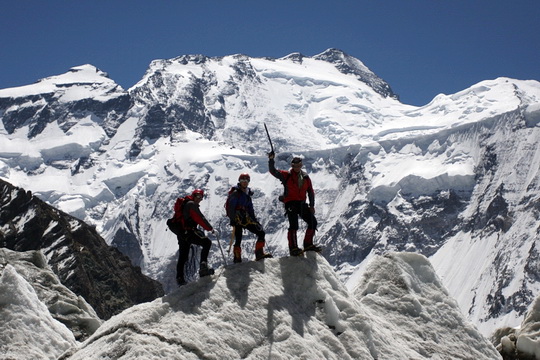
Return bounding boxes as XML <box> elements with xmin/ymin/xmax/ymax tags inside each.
<box><xmin>1</xmin><ymin>0</ymin><xmax>538</xmax><ymax>106</ymax></box>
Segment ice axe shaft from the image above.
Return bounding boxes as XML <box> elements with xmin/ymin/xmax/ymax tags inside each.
<box><xmin>215</xmin><ymin>231</ymin><xmax>228</xmax><ymax>265</ymax></box>
<box><xmin>264</xmin><ymin>122</ymin><xmax>274</xmax><ymax>154</ymax></box>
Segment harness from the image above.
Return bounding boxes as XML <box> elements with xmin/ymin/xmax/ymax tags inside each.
<box><xmin>228</xmin><ymin>187</ymin><xmax>258</xmax><ymax>226</ymax></box>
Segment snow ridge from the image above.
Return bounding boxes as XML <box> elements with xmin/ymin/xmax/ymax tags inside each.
<box><xmin>63</xmin><ymin>253</ymin><xmax>499</xmax><ymax>360</ymax></box>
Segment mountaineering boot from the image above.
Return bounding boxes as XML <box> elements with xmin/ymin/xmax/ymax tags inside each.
<box><xmin>255</xmin><ymin>249</ymin><xmax>273</xmax><ymax>261</ymax></box>
<box><xmin>256</xmin><ymin>252</ymin><xmax>273</xmax><ymax>261</ymax></box>
<box><xmin>255</xmin><ymin>240</ymin><xmax>273</xmax><ymax>261</ymax></box>
<box><xmin>303</xmin><ymin>229</ymin><xmax>321</xmax><ymax>252</ymax></box>
<box><xmin>233</xmin><ymin>246</ymin><xmax>242</xmax><ymax>263</ymax></box>
<box><xmin>199</xmin><ymin>261</ymin><xmax>215</xmax><ymax>277</ymax></box>
<box><xmin>303</xmin><ymin>244</ymin><xmax>322</xmax><ymax>252</ymax></box>
<box><xmin>289</xmin><ymin>247</ymin><xmax>303</xmax><ymax>257</ymax></box>
<box><xmin>176</xmin><ymin>277</ymin><xmax>187</xmax><ymax>286</ymax></box>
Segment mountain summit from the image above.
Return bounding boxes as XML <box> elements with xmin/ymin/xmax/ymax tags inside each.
<box><xmin>0</xmin><ymin>63</ymin><xmax>130</xmax><ymax>139</ymax></box>
<box><xmin>313</xmin><ymin>48</ymin><xmax>397</xmax><ymax>99</ymax></box>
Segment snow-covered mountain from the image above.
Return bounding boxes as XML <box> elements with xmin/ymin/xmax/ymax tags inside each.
<box><xmin>1</xmin><ymin>48</ymin><xmax>539</xmax><ymax>341</ymax></box>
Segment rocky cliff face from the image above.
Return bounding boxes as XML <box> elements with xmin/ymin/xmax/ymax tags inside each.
<box><xmin>0</xmin><ymin>178</ymin><xmax>164</xmax><ymax>319</ymax></box>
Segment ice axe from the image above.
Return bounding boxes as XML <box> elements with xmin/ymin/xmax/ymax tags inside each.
<box><xmin>264</xmin><ymin>122</ymin><xmax>275</xmax><ymax>157</ymax></box>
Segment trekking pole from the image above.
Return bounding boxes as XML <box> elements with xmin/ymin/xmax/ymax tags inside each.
<box><xmin>264</xmin><ymin>122</ymin><xmax>275</xmax><ymax>155</ymax></box>
<box><xmin>215</xmin><ymin>230</ymin><xmax>228</xmax><ymax>265</ymax></box>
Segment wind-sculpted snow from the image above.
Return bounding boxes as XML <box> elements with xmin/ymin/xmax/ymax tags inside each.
<box><xmin>61</xmin><ymin>254</ymin><xmax>499</xmax><ymax>360</ymax></box>
<box><xmin>0</xmin><ymin>264</ymin><xmax>78</xmax><ymax>360</ymax></box>
<box><xmin>494</xmin><ymin>294</ymin><xmax>540</xmax><ymax>359</ymax></box>
<box><xmin>0</xmin><ymin>248</ymin><xmax>102</xmax><ymax>341</ymax></box>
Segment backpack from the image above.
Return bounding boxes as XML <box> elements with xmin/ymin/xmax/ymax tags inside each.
<box><xmin>167</xmin><ymin>197</ymin><xmax>187</xmax><ymax>235</ymax></box>
<box><xmin>224</xmin><ymin>187</ymin><xmax>237</xmax><ymax>219</ymax></box>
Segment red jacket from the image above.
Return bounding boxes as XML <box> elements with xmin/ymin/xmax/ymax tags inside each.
<box><xmin>269</xmin><ymin>158</ymin><xmax>315</xmax><ymax>206</ymax></box>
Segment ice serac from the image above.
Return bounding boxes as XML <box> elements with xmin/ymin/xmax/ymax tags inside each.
<box><xmin>0</xmin><ymin>178</ymin><xmax>164</xmax><ymax>319</ymax></box>
<box><xmin>494</xmin><ymin>294</ymin><xmax>540</xmax><ymax>359</ymax></box>
<box><xmin>354</xmin><ymin>253</ymin><xmax>500</xmax><ymax>359</ymax></box>
<box><xmin>62</xmin><ymin>253</ymin><xmax>499</xmax><ymax>360</ymax></box>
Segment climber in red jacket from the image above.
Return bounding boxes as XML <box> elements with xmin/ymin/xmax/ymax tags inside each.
<box><xmin>176</xmin><ymin>189</ymin><xmax>215</xmax><ymax>285</ymax></box>
<box><xmin>269</xmin><ymin>153</ymin><xmax>321</xmax><ymax>256</ymax></box>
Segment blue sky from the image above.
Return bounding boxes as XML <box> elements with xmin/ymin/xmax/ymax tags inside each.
<box><xmin>2</xmin><ymin>0</ymin><xmax>538</xmax><ymax>106</ymax></box>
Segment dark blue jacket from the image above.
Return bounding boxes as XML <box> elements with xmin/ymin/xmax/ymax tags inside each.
<box><xmin>226</xmin><ymin>185</ymin><xmax>257</xmax><ymax>223</ymax></box>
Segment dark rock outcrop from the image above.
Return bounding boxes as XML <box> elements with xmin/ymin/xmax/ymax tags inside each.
<box><xmin>0</xmin><ymin>178</ymin><xmax>164</xmax><ymax>319</ymax></box>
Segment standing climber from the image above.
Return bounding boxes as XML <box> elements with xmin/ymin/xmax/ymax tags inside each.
<box><xmin>268</xmin><ymin>153</ymin><xmax>321</xmax><ymax>256</ymax></box>
<box><xmin>226</xmin><ymin>173</ymin><xmax>272</xmax><ymax>263</ymax></box>
<box><xmin>175</xmin><ymin>189</ymin><xmax>215</xmax><ymax>285</ymax></box>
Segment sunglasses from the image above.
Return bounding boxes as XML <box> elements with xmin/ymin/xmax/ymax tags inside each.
<box><xmin>239</xmin><ymin>178</ymin><xmax>250</xmax><ymax>182</ymax></box>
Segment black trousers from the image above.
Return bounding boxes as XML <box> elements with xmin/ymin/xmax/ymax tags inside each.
<box><xmin>234</xmin><ymin>222</ymin><xmax>265</xmax><ymax>247</ymax></box>
<box><xmin>177</xmin><ymin>229</ymin><xmax>211</xmax><ymax>281</ymax></box>
<box><xmin>285</xmin><ymin>201</ymin><xmax>317</xmax><ymax>231</ymax></box>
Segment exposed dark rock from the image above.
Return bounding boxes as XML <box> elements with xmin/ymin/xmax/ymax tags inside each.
<box><xmin>0</xmin><ymin>178</ymin><xmax>164</xmax><ymax>320</ymax></box>
<box><xmin>110</xmin><ymin>227</ymin><xmax>144</xmax><ymax>267</ymax></box>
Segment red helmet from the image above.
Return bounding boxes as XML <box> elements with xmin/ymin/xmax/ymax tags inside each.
<box><xmin>238</xmin><ymin>173</ymin><xmax>250</xmax><ymax>182</ymax></box>
<box><xmin>192</xmin><ymin>189</ymin><xmax>204</xmax><ymax>198</ymax></box>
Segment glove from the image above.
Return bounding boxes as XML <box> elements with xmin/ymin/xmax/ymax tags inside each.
<box><xmin>268</xmin><ymin>151</ymin><xmax>275</xmax><ymax>159</ymax></box>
